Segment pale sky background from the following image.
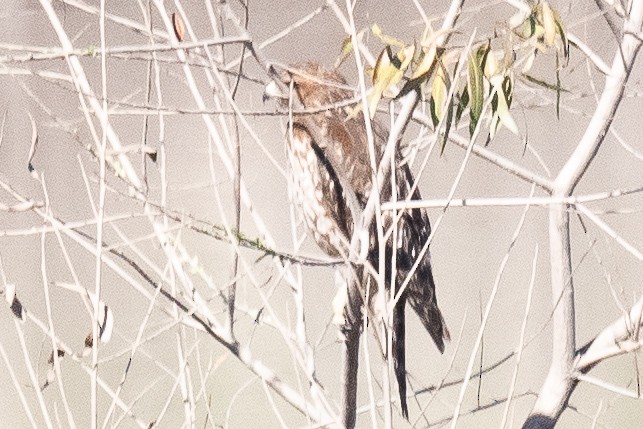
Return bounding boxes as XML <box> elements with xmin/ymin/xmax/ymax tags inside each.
<box><xmin>0</xmin><ymin>1</ymin><xmax>642</xmax><ymax>428</ymax></box>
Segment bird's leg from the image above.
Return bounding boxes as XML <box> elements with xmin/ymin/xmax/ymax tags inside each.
<box><xmin>336</xmin><ymin>268</ymin><xmax>363</xmax><ymax>429</ymax></box>
<box><xmin>340</xmin><ymin>318</ymin><xmax>360</xmax><ymax>429</ymax></box>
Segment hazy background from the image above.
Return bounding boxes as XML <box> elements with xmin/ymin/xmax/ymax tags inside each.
<box><xmin>0</xmin><ymin>1</ymin><xmax>642</xmax><ymax>428</ymax></box>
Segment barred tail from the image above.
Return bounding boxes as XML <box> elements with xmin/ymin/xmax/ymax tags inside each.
<box><xmin>407</xmin><ymin>266</ymin><xmax>450</xmax><ymax>353</ymax></box>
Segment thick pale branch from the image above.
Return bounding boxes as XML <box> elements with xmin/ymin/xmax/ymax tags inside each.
<box><xmin>575</xmin><ymin>296</ymin><xmax>643</xmax><ymax>372</ymax></box>
<box><xmin>556</xmin><ymin>7</ymin><xmax>643</xmax><ymax>195</ymax></box>
<box><xmin>525</xmin><ymin>2</ymin><xmax>643</xmax><ymax>427</ymax></box>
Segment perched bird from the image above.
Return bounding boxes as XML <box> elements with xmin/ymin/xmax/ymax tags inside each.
<box><xmin>264</xmin><ymin>62</ymin><xmax>449</xmax><ymax>424</ymax></box>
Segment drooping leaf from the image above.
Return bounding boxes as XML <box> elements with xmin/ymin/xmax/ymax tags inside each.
<box><xmin>541</xmin><ymin>2</ymin><xmax>556</xmax><ymax>46</ymax></box>
<box><xmin>513</xmin><ymin>11</ymin><xmax>537</xmax><ymax>39</ymax></box>
<box><xmin>371</xmin><ymin>23</ymin><xmax>406</xmax><ymax>49</ymax></box>
<box><xmin>367</xmin><ymin>44</ymin><xmax>415</xmax><ymax>118</ymax></box>
<box><xmin>491</xmin><ymin>88</ymin><xmax>499</xmax><ymax>114</ymax></box>
<box><xmin>412</xmin><ymin>21</ymin><xmax>448</xmax><ymax>78</ymax></box>
<box><xmin>468</xmin><ymin>50</ymin><xmax>484</xmax><ymax>137</ymax></box>
<box><xmin>501</xmin><ymin>37</ymin><xmax>516</xmax><ymax>71</ymax></box>
<box><xmin>172</xmin><ymin>12</ymin><xmax>185</xmax><ymax>42</ymax></box>
<box><xmin>396</xmin><ymin>44</ymin><xmax>416</xmax><ymax>74</ymax></box>
<box><xmin>488</xmin><ymin>73</ymin><xmax>518</xmax><ymax>143</ymax></box>
<box><xmin>430</xmin><ymin>61</ymin><xmax>449</xmax><ymax>126</ymax></box>
<box><xmin>440</xmin><ymin>96</ymin><xmax>454</xmax><ymax>155</ymax></box>
<box><xmin>484</xmin><ymin>50</ymin><xmax>498</xmax><ymax>80</ymax></box>
<box><xmin>411</xmin><ymin>44</ymin><xmax>439</xmax><ymax>80</ymax></box>
<box><xmin>522</xmin><ymin>73</ymin><xmax>570</xmax><ymax>92</ymax></box>
<box><xmin>553</xmin><ymin>9</ymin><xmax>570</xmax><ymax>63</ymax></box>
<box><xmin>373</xmin><ymin>45</ymin><xmax>394</xmax><ymax>83</ymax></box>
<box><xmin>488</xmin><ymin>91</ymin><xmax>499</xmax><ymax>144</ymax></box>
<box><xmin>496</xmin><ymin>87</ymin><xmax>518</xmax><ymax>135</ymax></box>
<box><xmin>532</xmin><ymin>24</ymin><xmax>546</xmax><ymax>50</ymax></box>
<box><xmin>478</xmin><ymin>42</ymin><xmax>492</xmax><ymax>74</ymax></box>
<box><xmin>503</xmin><ymin>74</ymin><xmax>513</xmax><ymax>108</ymax></box>
<box><xmin>455</xmin><ymin>84</ymin><xmax>468</xmax><ymax>126</ymax></box>
<box><xmin>335</xmin><ymin>34</ymin><xmax>354</xmax><ymax>68</ymax></box>
<box><xmin>509</xmin><ymin>9</ymin><xmax>529</xmax><ymax>31</ymax></box>
<box><xmin>429</xmin><ymin>97</ymin><xmax>438</xmax><ymax>127</ymax></box>
<box><xmin>522</xmin><ymin>50</ymin><xmax>537</xmax><ymax>74</ymax></box>
<box><xmin>426</xmin><ymin>59</ymin><xmax>454</xmax><ymax>155</ymax></box>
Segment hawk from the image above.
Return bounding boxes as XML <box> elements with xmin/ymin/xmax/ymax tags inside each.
<box><xmin>265</xmin><ymin>62</ymin><xmax>449</xmax><ymax>424</ymax></box>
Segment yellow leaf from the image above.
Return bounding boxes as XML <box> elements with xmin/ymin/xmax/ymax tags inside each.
<box><xmin>489</xmin><ymin>75</ymin><xmax>518</xmax><ymax>138</ymax></box>
<box><xmin>371</xmin><ymin>23</ymin><xmax>405</xmax><ymax>49</ymax></box>
<box><xmin>335</xmin><ymin>34</ymin><xmax>354</xmax><ymax>68</ymax></box>
<box><xmin>496</xmin><ymin>92</ymin><xmax>518</xmax><ymax>135</ymax></box>
<box><xmin>484</xmin><ymin>50</ymin><xmax>498</xmax><ymax>80</ymax></box>
<box><xmin>368</xmin><ymin>45</ymin><xmax>415</xmax><ymax>117</ymax></box>
<box><xmin>430</xmin><ymin>62</ymin><xmax>449</xmax><ymax>124</ymax></box>
<box><xmin>522</xmin><ymin>51</ymin><xmax>536</xmax><ymax>73</ymax></box>
<box><xmin>542</xmin><ymin>2</ymin><xmax>556</xmax><ymax>46</ymax></box>
<box><xmin>411</xmin><ymin>45</ymin><xmax>438</xmax><ymax>80</ymax></box>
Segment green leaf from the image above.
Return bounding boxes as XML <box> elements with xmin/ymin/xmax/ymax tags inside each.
<box><xmin>456</xmin><ymin>84</ymin><xmax>468</xmax><ymax>126</ymax></box>
<box><xmin>429</xmin><ymin>97</ymin><xmax>439</xmax><ymax>127</ymax></box>
<box><xmin>468</xmin><ymin>51</ymin><xmax>484</xmax><ymax>137</ymax></box>
<box><xmin>503</xmin><ymin>75</ymin><xmax>513</xmax><ymax>107</ymax></box>
<box><xmin>521</xmin><ymin>73</ymin><xmax>569</xmax><ymax>93</ymax></box>
<box><xmin>487</xmin><ymin>74</ymin><xmax>518</xmax><ymax>144</ymax></box>
<box><xmin>440</xmin><ymin>97</ymin><xmax>454</xmax><ymax>155</ymax></box>
<box><xmin>553</xmin><ymin>11</ymin><xmax>569</xmax><ymax>63</ymax></box>
<box><xmin>514</xmin><ymin>12</ymin><xmax>536</xmax><ymax>39</ymax></box>
<box><xmin>476</xmin><ymin>42</ymin><xmax>491</xmax><ymax>76</ymax></box>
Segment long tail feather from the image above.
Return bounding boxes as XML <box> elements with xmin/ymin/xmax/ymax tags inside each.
<box><xmin>393</xmin><ymin>296</ymin><xmax>408</xmax><ymax>419</ymax></box>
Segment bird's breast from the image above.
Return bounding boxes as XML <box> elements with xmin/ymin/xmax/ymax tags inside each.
<box><xmin>287</xmin><ymin>128</ymin><xmax>348</xmax><ymax>257</ymax></box>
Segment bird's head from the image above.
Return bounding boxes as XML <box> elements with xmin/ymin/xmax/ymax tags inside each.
<box><xmin>263</xmin><ymin>63</ymin><xmax>353</xmax><ymax>109</ymax></box>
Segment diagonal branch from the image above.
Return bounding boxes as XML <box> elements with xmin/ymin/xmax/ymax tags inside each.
<box><xmin>575</xmin><ymin>295</ymin><xmax>643</xmax><ymax>373</ymax></box>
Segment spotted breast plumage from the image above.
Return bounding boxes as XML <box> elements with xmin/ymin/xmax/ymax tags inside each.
<box><xmin>265</xmin><ymin>62</ymin><xmax>449</xmax><ymax>423</ymax></box>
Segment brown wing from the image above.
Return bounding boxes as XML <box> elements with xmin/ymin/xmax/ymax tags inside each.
<box><xmin>378</xmin><ymin>163</ymin><xmax>450</xmax><ymax>418</ymax></box>
<box><xmin>394</xmin><ymin>164</ymin><xmax>451</xmax><ymax>351</ymax></box>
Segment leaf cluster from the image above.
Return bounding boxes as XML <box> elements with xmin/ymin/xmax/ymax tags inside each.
<box><xmin>339</xmin><ymin>1</ymin><xmax>571</xmax><ymax>150</ymax></box>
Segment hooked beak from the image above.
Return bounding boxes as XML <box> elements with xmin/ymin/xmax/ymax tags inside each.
<box><xmin>262</xmin><ymin>80</ymin><xmax>284</xmax><ymax>103</ymax></box>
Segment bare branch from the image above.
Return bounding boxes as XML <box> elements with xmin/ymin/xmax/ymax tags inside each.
<box><xmin>525</xmin><ymin>2</ymin><xmax>643</xmax><ymax>427</ymax></box>
<box><xmin>576</xmin><ymin>296</ymin><xmax>643</xmax><ymax>372</ymax></box>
